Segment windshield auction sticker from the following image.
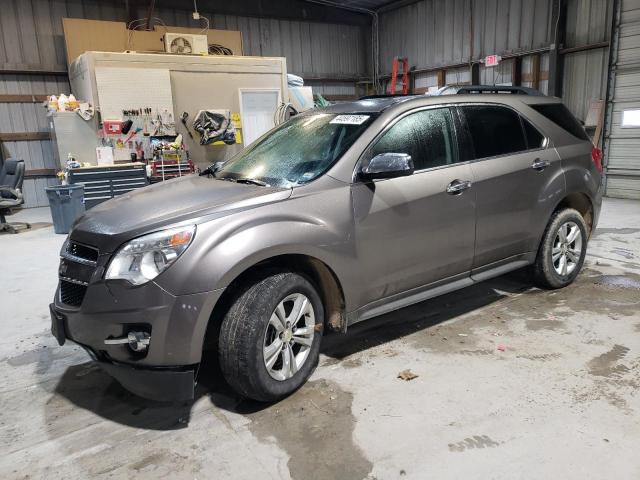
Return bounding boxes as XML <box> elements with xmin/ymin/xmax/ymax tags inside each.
<box><xmin>330</xmin><ymin>115</ymin><xmax>370</xmax><ymax>125</ymax></box>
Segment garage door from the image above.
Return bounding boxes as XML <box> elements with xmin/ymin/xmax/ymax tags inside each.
<box><xmin>606</xmin><ymin>0</ymin><xmax>640</xmax><ymax>199</ymax></box>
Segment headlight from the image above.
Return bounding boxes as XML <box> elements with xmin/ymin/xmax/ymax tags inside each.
<box><xmin>105</xmin><ymin>225</ymin><xmax>195</xmax><ymax>285</ymax></box>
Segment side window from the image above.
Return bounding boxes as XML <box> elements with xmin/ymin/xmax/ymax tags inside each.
<box><xmin>522</xmin><ymin>117</ymin><xmax>545</xmax><ymax>149</ymax></box>
<box><xmin>462</xmin><ymin>106</ymin><xmax>527</xmax><ymax>159</ymax></box>
<box><xmin>369</xmin><ymin>108</ymin><xmax>457</xmax><ymax>171</ymax></box>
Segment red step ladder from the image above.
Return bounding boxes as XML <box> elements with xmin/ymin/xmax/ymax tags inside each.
<box><xmin>390</xmin><ymin>57</ymin><xmax>409</xmax><ymax>95</ymax></box>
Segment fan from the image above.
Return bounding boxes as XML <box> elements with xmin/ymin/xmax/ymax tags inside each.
<box><xmin>170</xmin><ymin>37</ymin><xmax>193</xmax><ymax>54</ymax></box>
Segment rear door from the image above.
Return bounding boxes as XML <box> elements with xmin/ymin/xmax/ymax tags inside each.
<box><xmin>351</xmin><ymin>107</ymin><xmax>476</xmax><ymax>307</ymax></box>
<box><xmin>457</xmin><ymin>104</ymin><xmax>564</xmax><ymax>269</ymax></box>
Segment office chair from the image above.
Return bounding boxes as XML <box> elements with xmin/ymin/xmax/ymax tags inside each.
<box><xmin>0</xmin><ymin>159</ymin><xmax>31</xmax><ymax>234</ymax></box>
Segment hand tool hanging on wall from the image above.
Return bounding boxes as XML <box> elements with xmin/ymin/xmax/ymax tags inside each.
<box><xmin>121</xmin><ymin>119</ymin><xmax>134</xmax><ymax>135</ymax></box>
<box><xmin>180</xmin><ymin>112</ymin><xmax>194</xmax><ymax>139</ymax></box>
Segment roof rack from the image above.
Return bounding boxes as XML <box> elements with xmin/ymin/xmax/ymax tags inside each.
<box><xmin>436</xmin><ymin>85</ymin><xmax>544</xmax><ymax>96</ymax></box>
<box><xmin>358</xmin><ymin>93</ymin><xmax>419</xmax><ymax>100</ymax></box>
<box><xmin>359</xmin><ymin>85</ymin><xmax>543</xmax><ymax>101</ymax></box>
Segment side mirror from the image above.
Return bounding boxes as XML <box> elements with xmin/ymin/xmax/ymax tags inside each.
<box><xmin>360</xmin><ymin>153</ymin><xmax>414</xmax><ymax>180</ymax></box>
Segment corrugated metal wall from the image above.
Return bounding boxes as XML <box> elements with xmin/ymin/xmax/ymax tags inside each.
<box><xmin>0</xmin><ymin>75</ymin><xmax>68</xmax><ymax>207</ymax></box>
<box><xmin>379</xmin><ymin>0</ymin><xmax>553</xmax><ymax>71</ymax></box>
<box><xmin>0</xmin><ymin>0</ymin><xmax>368</xmax><ymax>207</ymax></box>
<box><xmin>562</xmin><ymin>0</ymin><xmax>613</xmax><ymax>120</ymax></box>
<box><xmin>147</xmin><ymin>6</ymin><xmax>368</xmax><ymax>78</ymax></box>
<box><xmin>378</xmin><ymin>0</ymin><xmax>610</xmax><ymax>120</ymax></box>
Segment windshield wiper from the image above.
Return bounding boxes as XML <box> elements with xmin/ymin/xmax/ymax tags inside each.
<box><xmin>236</xmin><ymin>178</ymin><xmax>269</xmax><ymax>187</ymax></box>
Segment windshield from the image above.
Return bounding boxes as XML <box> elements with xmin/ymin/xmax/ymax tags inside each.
<box><xmin>215</xmin><ymin>112</ymin><xmax>376</xmax><ymax>187</ymax></box>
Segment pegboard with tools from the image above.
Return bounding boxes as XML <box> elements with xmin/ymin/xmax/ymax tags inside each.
<box><xmin>95</xmin><ymin>66</ymin><xmax>175</xmax><ymax>134</ymax></box>
<box><xmin>98</xmin><ymin>105</ymin><xmax>176</xmax><ymax>162</ymax></box>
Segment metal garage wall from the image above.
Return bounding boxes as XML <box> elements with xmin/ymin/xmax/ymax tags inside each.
<box><xmin>0</xmin><ymin>0</ymin><xmax>120</xmax><ymax>207</ymax></box>
<box><xmin>0</xmin><ymin>0</ymin><xmax>369</xmax><ymax>207</ymax></box>
<box><xmin>378</xmin><ymin>0</ymin><xmax>609</xmax><ymax>119</ymax></box>
<box><xmin>562</xmin><ymin>0</ymin><xmax>613</xmax><ymax>121</ymax></box>
<box><xmin>378</xmin><ymin>0</ymin><xmax>553</xmax><ymax>72</ymax></box>
<box><xmin>0</xmin><ymin>75</ymin><xmax>68</xmax><ymax>208</ymax></box>
<box><xmin>605</xmin><ymin>0</ymin><xmax>640</xmax><ymax>199</ymax></box>
<box><xmin>150</xmin><ymin>6</ymin><xmax>369</xmax><ymax>80</ymax></box>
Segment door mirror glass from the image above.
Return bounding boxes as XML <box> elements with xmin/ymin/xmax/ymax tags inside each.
<box><xmin>360</xmin><ymin>153</ymin><xmax>414</xmax><ymax>180</ymax></box>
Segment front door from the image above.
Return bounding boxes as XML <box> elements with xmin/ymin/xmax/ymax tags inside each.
<box><xmin>351</xmin><ymin>107</ymin><xmax>476</xmax><ymax>308</ymax></box>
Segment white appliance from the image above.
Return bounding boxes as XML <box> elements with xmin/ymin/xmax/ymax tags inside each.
<box><xmin>163</xmin><ymin>33</ymin><xmax>209</xmax><ymax>55</ymax></box>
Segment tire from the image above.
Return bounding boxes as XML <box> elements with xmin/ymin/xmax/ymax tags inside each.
<box><xmin>218</xmin><ymin>271</ymin><xmax>323</xmax><ymax>402</ymax></box>
<box><xmin>533</xmin><ymin>208</ymin><xmax>588</xmax><ymax>289</ymax></box>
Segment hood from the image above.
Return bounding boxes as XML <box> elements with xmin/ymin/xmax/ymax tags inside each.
<box><xmin>70</xmin><ymin>175</ymin><xmax>291</xmax><ymax>252</ymax></box>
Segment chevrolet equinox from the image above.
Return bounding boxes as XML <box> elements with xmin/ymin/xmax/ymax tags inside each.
<box><xmin>51</xmin><ymin>92</ymin><xmax>603</xmax><ymax>402</ymax></box>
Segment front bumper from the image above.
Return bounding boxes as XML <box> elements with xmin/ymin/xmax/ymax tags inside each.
<box><xmin>51</xmin><ymin>305</ymin><xmax>196</xmax><ymax>401</ymax></box>
<box><xmin>51</xmin><ymin>280</ymin><xmax>223</xmax><ymax>401</ymax></box>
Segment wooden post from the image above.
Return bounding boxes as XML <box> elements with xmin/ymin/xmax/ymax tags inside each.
<box><xmin>471</xmin><ymin>63</ymin><xmax>480</xmax><ymax>85</ymax></box>
<box><xmin>531</xmin><ymin>54</ymin><xmax>541</xmax><ymax>90</ymax></box>
<box><xmin>512</xmin><ymin>56</ymin><xmax>522</xmax><ymax>86</ymax></box>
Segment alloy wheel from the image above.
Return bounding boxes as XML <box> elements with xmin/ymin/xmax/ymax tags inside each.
<box><xmin>263</xmin><ymin>293</ymin><xmax>315</xmax><ymax>381</ymax></box>
<box><xmin>552</xmin><ymin>221</ymin><xmax>583</xmax><ymax>276</ymax></box>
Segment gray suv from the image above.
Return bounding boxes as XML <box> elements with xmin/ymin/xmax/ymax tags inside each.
<box><xmin>50</xmin><ymin>92</ymin><xmax>603</xmax><ymax>402</ymax></box>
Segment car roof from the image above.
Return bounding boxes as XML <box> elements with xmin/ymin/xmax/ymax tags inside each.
<box><xmin>320</xmin><ymin>96</ymin><xmax>417</xmax><ymax>113</ymax></box>
<box><xmin>319</xmin><ymin>92</ymin><xmax>562</xmax><ymax>115</ymax></box>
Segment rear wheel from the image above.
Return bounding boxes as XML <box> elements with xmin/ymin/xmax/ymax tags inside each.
<box><xmin>533</xmin><ymin>208</ymin><xmax>587</xmax><ymax>289</ymax></box>
<box><xmin>218</xmin><ymin>272</ymin><xmax>323</xmax><ymax>402</ymax></box>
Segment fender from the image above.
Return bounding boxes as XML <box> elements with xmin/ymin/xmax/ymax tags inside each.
<box><xmin>154</xmin><ymin>181</ymin><xmax>359</xmax><ymax>308</ymax></box>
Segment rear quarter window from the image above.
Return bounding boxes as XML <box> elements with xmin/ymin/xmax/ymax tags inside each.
<box><xmin>529</xmin><ymin>103</ymin><xmax>590</xmax><ymax>141</ymax></box>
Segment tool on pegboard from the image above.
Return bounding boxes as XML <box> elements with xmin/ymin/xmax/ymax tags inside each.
<box><xmin>180</xmin><ymin>112</ymin><xmax>194</xmax><ymax>139</ymax></box>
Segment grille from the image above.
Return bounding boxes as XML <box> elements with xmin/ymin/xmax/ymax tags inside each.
<box><xmin>60</xmin><ymin>280</ymin><xmax>87</xmax><ymax>307</ymax></box>
<box><xmin>67</xmin><ymin>241</ymin><xmax>99</xmax><ymax>263</ymax></box>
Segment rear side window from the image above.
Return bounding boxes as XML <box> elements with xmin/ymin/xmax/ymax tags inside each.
<box><xmin>529</xmin><ymin>103</ymin><xmax>590</xmax><ymax>141</ymax></box>
<box><xmin>522</xmin><ymin>118</ymin><xmax>545</xmax><ymax>149</ymax></box>
<box><xmin>461</xmin><ymin>106</ymin><xmax>527</xmax><ymax>159</ymax></box>
<box><xmin>369</xmin><ymin>107</ymin><xmax>457</xmax><ymax>170</ymax></box>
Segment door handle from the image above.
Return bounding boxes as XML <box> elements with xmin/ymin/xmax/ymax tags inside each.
<box><xmin>446</xmin><ymin>179</ymin><xmax>472</xmax><ymax>194</ymax></box>
<box><xmin>531</xmin><ymin>158</ymin><xmax>550</xmax><ymax>171</ymax></box>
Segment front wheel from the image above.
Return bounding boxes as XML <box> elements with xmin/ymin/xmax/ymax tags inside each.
<box><xmin>533</xmin><ymin>208</ymin><xmax>588</xmax><ymax>289</ymax></box>
<box><xmin>218</xmin><ymin>272</ymin><xmax>323</xmax><ymax>402</ymax></box>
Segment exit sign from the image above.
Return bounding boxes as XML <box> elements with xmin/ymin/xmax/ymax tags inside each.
<box><xmin>485</xmin><ymin>54</ymin><xmax>501</xmax><ymax>67</ymax></box>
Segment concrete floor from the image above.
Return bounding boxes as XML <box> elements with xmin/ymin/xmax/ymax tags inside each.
<box><xmin>1</xmin><ymin>198</ymin><xmax>639</xmax><ymax>480</ymax></box>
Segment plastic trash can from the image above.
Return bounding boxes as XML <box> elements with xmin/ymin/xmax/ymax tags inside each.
<box><xmin>45</xmin><ymin>184</ymin><xmax>85</xmax><ymax>234</ymax></box>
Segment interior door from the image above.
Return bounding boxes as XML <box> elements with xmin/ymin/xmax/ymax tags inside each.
<box><xmin>351</xmin><ymin>107</ymin><xmax>476</xmax><ymax>307</ymax></box>
<box><xmin>458</xmin><ymin>105</ymin><xmax>563</xmax><ymax>269</ymax></box>
<box><xmin>239</xmin><ymin>89</ymin><xmax>281</xmax><ymax>146</ymax></box>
